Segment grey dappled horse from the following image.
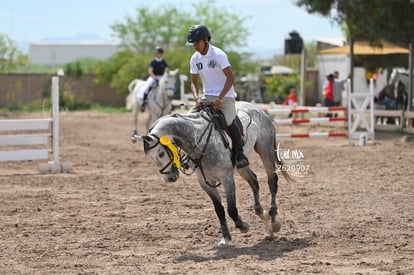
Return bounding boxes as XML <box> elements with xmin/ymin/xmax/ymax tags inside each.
<box><xmin>126</xmin><ymin>69</ymin><xmax>179</xmax><ymax>140</ymax></box>
<box><xmin>134</xmin><ymin>101</ymin><xmax>293</xmax><ymax>246</ymax></box>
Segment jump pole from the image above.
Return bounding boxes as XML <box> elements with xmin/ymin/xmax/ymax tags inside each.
<box><xmin>39</xmin><ymin>70</ymin><xmax>73</xmax><ymax>174</ymax></box>
<box><xmin>266</xmin><ymin>106</ymin><xmax>348</xmax><ymax>139</ymax></box>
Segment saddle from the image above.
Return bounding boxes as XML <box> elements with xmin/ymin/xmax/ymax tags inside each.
<box><xmin>205</xmin><ymin>106</ymin><xmax>251</xmax><ymax>149</ymax></box>
<box><xmin>142</xmin><ymin>81</ymin><xmax>159</xmax><ymax>111</ymax></box>
<box><xmin>146</xmin><ymin>80</ymin><xmax>159</xmax><ymax>96</ymax></box>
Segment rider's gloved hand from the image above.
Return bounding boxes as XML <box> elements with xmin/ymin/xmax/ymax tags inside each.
<box><xmin>195</xmin><ymin>97</ymin><xmax>203</xmax><ymax>110</ymax></box>
<box><xmin>213</xmin><ymin>97</ymin><xmax>223</xmax><ymax>110</ymax></box>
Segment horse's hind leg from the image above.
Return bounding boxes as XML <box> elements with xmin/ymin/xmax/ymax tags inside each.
<box><xmin>237</xmin><ymin>167</ymin><xmax>268</xmax><ymax>221</ymax></box>
<box><xmin>267</xmin><ymin>170</ymin><xmax>281</xmax><ymax>237</ymax></box>
<box><xmin>256</xmin><ymin>144</ymin><xmax>281</xmax><ymax>238</ymax></box>
<box><xmin>263</xmin><ymin>159</ymin><xmax>281</xmax><ymax>237</ymax></box>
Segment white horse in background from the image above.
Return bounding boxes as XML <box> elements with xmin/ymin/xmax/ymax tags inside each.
<box><xmin>126</xmin><ymin>69</ymin><xmax>179</xmax><ymax>141</ymax></box>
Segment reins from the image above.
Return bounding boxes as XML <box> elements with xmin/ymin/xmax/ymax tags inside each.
<box><xmin>179</xmin><ymin>106</ymin><xmax>221</xmax><ymax>187</ymax></box>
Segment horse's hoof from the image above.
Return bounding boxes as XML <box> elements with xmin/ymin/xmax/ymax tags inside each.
<box><xmin>218</xmin><ymin>238</ymin><xmax>231</xmax><ymax>247</ymax></box>
<box><xmin>131</xmin><ymin>136</ymin><xmax>137</xmax><ymax>143</ymax></box>
<box><xmin>272</xmin><ymin>220</ymin><xmax>282</xmax><ymax>233</ymax></box>
<box><xmin>264</xmin><ymin>232</ymin><xmax>275</xmax><ymax>241</ymax></box>
<box><xmin>259</xmin><ymin>212</ymin><xmax>270</xmax><ymax>221</ymax></box>
<box><xmin>239</xmin><ymin>222</ymin><xmax>249</xmax><ymax>233</ymax></box>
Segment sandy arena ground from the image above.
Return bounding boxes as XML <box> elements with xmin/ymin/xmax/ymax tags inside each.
<box><xmin>0</xmin><ymin>110</ymin><xmax>413</xmax><ymax>274</ymax></box>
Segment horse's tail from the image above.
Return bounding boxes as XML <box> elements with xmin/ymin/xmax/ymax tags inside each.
<box><xmin>126</xmin><ymin>94</ymin><xmax>133</xmax><ymax>110</ymax></box>
<box><xmin>126</xmin><ymin>79</ymin><xmax>142</xmax><ymax>110</ymax></box>
<box><xmin>274</xmin><ymin>139</ymin><xmax>296</xmax><ymax>184</ymax></box>
<box><xmin>275</xmin><ymin>156</ymin><xmax>296</xmax><ymax>184</ymax></box>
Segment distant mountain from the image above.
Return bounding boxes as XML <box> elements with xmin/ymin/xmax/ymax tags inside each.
<box><xmin>17</xmin><ymin>32</ymin><xmax>280</xmax><ymax>60</ymax></box>
<box><xmin>17</xmin><ymin>32</ymin><xmax>113</xmax><ymax>54</ymax></box>
<box><xmin>41</xmin><ymin>32</ymin><xmax>109</xmax><ymax>42</ymax></box>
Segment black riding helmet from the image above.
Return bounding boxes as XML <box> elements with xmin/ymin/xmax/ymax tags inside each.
<box><xmin>186</xmin><ymin>25</ymin><xmax>211</xmax><ymax>45</ymax></box>
<box><xmin>155</xmin><ymin>47</ymin><xmax>163</xmax><ymax>54</ymax></box>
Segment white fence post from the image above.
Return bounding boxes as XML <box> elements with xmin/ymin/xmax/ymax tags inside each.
<box><xmin>51</xmin><ymin>76</ymin><xmax>60</xmax><ymax>166</ymax></box>
<box><xmin>369</xmin><ymin>78</ymin><xmax>375</xmax><ymax>142</ymax></box>
<box><xmin>40</xmin><ymin>69</ymin><xmax>73</xmax><ymax>173</ymax></box>
<box><xmin>179</xmin><ymin>74</ymin><xmax>188</xmax><ymax>109</ymax></box>
<box><xmin>347</xmin><ymin>78</ymin><xmax>352</xmax><ymax>145</ymax></box>
<box><xmin>347</xmin><ymin>78</ymin><xmax>375</xmax><ymax>145</ymax></box>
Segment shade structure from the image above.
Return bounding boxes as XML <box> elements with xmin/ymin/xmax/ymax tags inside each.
<box><xmin>318</xmin><ymin>40</ymin><xmax>409</xmax><ymax>55</ymax></box>
<box><xmin>262</xmin><ymin>65</ymin><xmax>294</xmax><ymax>75</ymax></box>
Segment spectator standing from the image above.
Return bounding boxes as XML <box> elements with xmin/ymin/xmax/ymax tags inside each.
<box><xmin>283</xmin><ymin>88</ymin><xmax>298</xmax><ymax>118</ymax></box>
<box><xmin>324</xmin><ymin>74</ymin><xmax>335</xmax><ymax>117</ymax></box>
<box><xmin>333</xmin><ymin>70</ymin><xmax>347</xmax><ymax>106</ymax></box>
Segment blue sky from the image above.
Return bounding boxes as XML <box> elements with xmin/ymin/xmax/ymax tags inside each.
<box><xmin>0</xmin><ymin>0</ymin><xmax>343</xmax><ymax>59</ymax></box>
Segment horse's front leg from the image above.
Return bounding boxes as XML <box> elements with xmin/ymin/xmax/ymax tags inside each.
<box><xmin>223</xmin><ymin>178</ymin><xmax>250</xmax><ymax>234</ymax></box>
<box><xmin>199</xmin><ymin>181</ymin><xmax>232</xmax><ymax>247</ymax></box>
<box><xmin>131</xmin><ymin>105</ymin><xmax>139</xmax><ymax>142</ymax></box>
<box><xmin>146</xmin><ymin>112</ymin><xmax>154</xmax><ymax>132</ymax></box>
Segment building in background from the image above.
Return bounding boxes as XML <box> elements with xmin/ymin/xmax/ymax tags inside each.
<box><xmin>29</xmin><ymin>42</ymin><xmax>120</xmax><ymax>66</ymax></box>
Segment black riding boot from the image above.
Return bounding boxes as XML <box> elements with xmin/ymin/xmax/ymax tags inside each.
<box><xmin>141</xmin><ymin>92</ymin><xmax>148</xmax><ymax>112</ymax></box>
<box><xmin>228</xmin><ymin>120</ymin><xmax>249</xmax><ymax>168</ymax></box>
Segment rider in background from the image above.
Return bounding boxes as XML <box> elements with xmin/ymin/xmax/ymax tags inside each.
<box><xmin>138</xmin><ymin>47</ymin><xmax>169</xmax><ymax>111</ymax></box>
<box><xmin>187</xmin><ymin>25</ymin><xmax>249</xmax><ymax>168</ymax></box>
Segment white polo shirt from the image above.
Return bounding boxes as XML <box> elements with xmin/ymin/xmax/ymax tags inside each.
<box><xmin>189</xmin><ymin>44</ymin><xmax>236</xmax><ymax>98</ymax></box>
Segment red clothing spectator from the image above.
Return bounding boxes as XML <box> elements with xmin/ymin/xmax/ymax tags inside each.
<box><xmin>324</xmin><ymin>74</ymin><xmax>335</xmax><ymax>117</ymax></box>
<box><xmin>324</xmin><ymin>78</ymin><xmax>334</xmax><ymax>103</ymax></box>
<box><xmin>283</xmin><ymin>88</ymin><xmax>298</xmax><ymax>118</ymax></box>
<box><xmin>283</xmin><ymin>90</ymin><xmax>298</xmax><ymax>105</ymax></box>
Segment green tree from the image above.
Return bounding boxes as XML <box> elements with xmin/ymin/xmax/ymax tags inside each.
<box><xmin>263</xmin><ymin>74</ymin><xmax>300</xmax><ymax>103</ymax></box>
<box><xmin>111</xmin><ymin>5</ymin><xmax>188</xmax><ymax>52</ymax></box>
<box><xmin>295</xmin><ymin>0</ymin><xmax>414</xmax><ymax>71</ymax></box>
<box><xmin>0</xmin><ymin>34</ymin><xmax>20</xmax><ymax>72</ymax></box>
<box><xmin>97</xmin><ymin>0</ymin><xmax>256</xmax><ymax>94</ymax></box>
<box><xmin>295</xmin><ymin>0</ymin><xmax>414</xmax><ymax>44</ymax></box>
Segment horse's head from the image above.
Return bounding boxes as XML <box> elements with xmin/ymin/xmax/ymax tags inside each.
<box><xmin>138</xmin><ymin>134</ymin><xmax>181</xmax><ymax>183</ymax></box>
<box><xmin>159</xmin><ymin>69</ymin><xmax>179</xmax><ymax>98</ymax></box>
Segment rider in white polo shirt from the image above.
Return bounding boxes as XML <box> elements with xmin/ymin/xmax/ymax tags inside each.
<box><xmin>187</xmin><ymin>25</ymin><xmax>249</xmax><ymax>168</ymax></box>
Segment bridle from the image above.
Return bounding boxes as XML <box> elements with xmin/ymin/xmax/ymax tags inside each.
<box><xmin>144</xmin><ymin>134</ymin><xmax>180</xmax><ymax>176</ymax></box>
<box><xmin>145</xmin><ymin>106</ymin><xmax>222</xmax><ymax>187</ymax></box>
